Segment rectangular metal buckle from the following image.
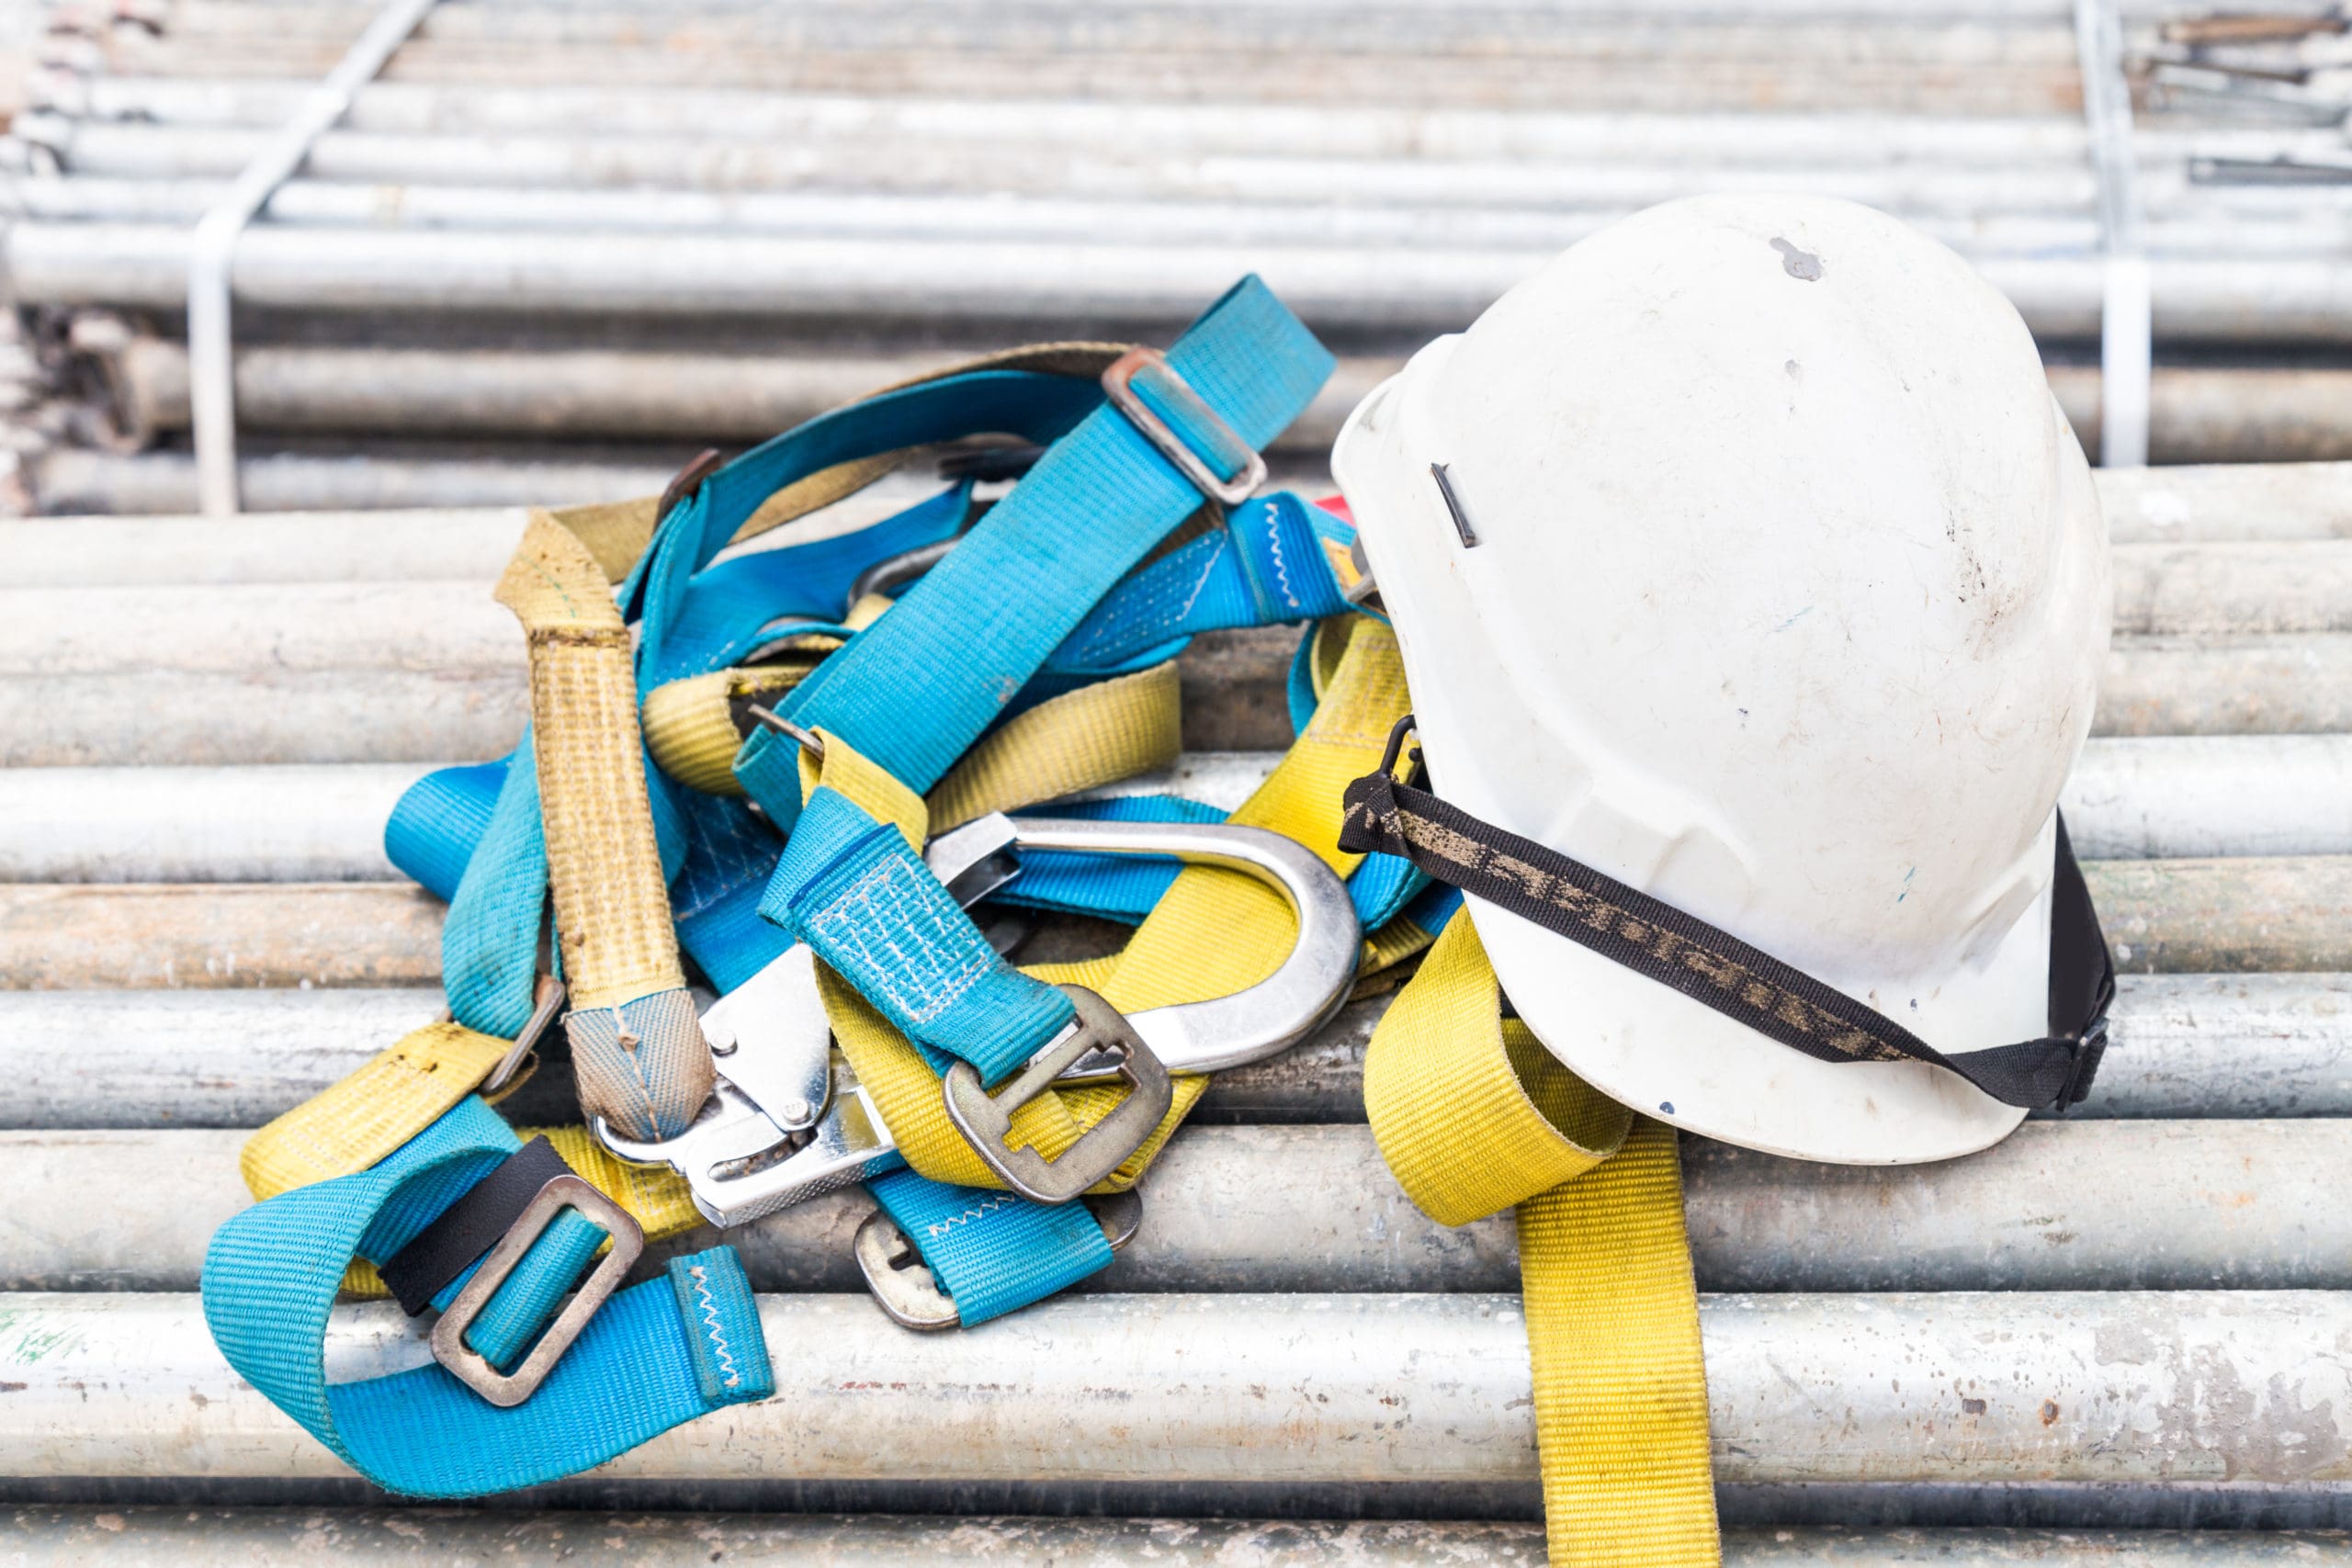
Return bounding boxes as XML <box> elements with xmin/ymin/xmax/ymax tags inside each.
<box><xmin>429</xmin><ymin>1172</ymin><xmax>645</xmax><ymax>1408</ymax></box>
<box><xmin>940</xmin><ymin>985</ymin><xmax>1174</xmax><ymax>1203</ymax></box>
<box><xmin>1100</xmin><ymin>346</ymin><xmax>1267</xmax><ymax>510</ymax></box>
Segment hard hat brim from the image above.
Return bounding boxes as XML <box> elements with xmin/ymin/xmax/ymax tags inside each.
<box><xmin>1468</xmin><ymin>877</ymin><xmax>2041</xmax><ymax>1166</ymax></box>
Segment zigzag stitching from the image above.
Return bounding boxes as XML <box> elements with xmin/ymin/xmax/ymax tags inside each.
<box><xmin>1257</xmin><ymin>501</ymin><xmax>1299</xmax><ymax>609</ymax></box>
<box><xmin>923</xmin><ymin>1192</ymin><xmax>1017</xmax><ymax>1240</ymax></box>
<box><xmin>686</xmin><ymin>1264</ymin><xmax>742</xmax><ymax>1390</ymax></box>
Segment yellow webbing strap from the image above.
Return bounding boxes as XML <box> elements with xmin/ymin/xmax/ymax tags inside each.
<box><xmin>814</xmin><ymin>617</ymin><xmax>1412</xmax><ymax>1191</ymax></box>
<box><xmin>926</xmin><ymin>662</ymin><xmax>1182</xmax><ymax>831</ymax></box>
<box><xmin>1364</xmin><ymin>909</ymin><xmax>1720</xmax><ymax>1567</ymax></box>
<box><xmin>241</xmin><ymin>1021</ymin><xmax>513</xmax><ymax>1201</ymax></box>
<box><xmin>496</xmin><ymin>512</ymin><xmax>717</xmax><ymax>1134</ymax></box>
<box><xmin>644</xmin><ymin>657</ymin><xmax>1180</xmax><ymax>822</ymax></box>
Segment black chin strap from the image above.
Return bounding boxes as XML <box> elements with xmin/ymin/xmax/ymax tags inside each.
<box><xmin>1339</xmin><ymin>716</ymin><xmax>2116</xmax><ymax>1112</ymax></box>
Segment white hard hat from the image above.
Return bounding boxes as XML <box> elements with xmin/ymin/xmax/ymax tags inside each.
<box><xmin>1333</xmin><ymin>194</ymin><xmax>2113</xmax><ymax>1165</ymax></box>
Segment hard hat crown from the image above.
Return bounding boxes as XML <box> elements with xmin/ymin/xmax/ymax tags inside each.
<box><xmin>1335</xmin><ymin>194</ymin><xmax>2111</xmax><ymax>1163</ymax></box>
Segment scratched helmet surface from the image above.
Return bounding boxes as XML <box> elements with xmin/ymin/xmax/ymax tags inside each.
<box><xmin>1333</xmin><ymin>194</ymin><xmax>2111</xmax><ymax>1163</ymax></box>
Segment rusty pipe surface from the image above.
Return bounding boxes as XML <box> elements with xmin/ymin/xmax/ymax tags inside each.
<box><xmin>6</xmin><ymin>1119</ymin><xmax>2346</xmax><ymax>1294</ymax></box>
<box><xmin>0</xmin><ymin>972</ymin><xmax>2341</xmax><ymax>1132</ymax></box>
<box><xmin>5</xmin><ymin>737</ymin><xmax>2347</xmax><ymax>883</ymax></box>
<box><xmin>0</xmin><ymin>1290</ymin><xmax>2338</xmax><ymax>1484</ymax></box>
<box><xmin>3</xmin><ymin>857</ymin><xmax>2342</xmax><ymax>990</ymax></box>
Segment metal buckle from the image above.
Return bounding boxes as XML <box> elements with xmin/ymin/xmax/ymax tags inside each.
<box><xmin>943</xmin><ymin>985</ymin><xmax>1175</xmax><ymax>1204</ymax></box>
<box><xmin>656</xmin><ymin>447</ymin><xmax>724</xmax><ymax>522</ymax></box>
<box><xmin>428</xmin><ymin>1172</ymin><xmax>644</xmax><ymax>1408</ymax></box>
<box><xmin>1100</xmin><ymin>346</ymin><xmax>1267</xmax><ymax>509</ymax></box>
<box><xmin>855</xmin><ymin>1190</ymin><xmax>1144</xmax><ymax>1332</ymax></box>
<box><xmin>481</xmin><ymin>974</ymin><xmax>567</xmax><ymax>1096</ymax></box>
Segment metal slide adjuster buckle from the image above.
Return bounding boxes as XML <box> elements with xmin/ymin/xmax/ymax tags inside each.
<box><xmin>1101</xmin><ymin>346</ymin><xmax>1267</xmax><ymax>509</ymax></box>
<box><xmin>854</xmin><ymin>1190</ymin><xmax>1145</xmax><ymax>1332</ymax></box>
<box><xmin>943</xmin><ymin>985</ymin><xmax>1176</xmax><ymax>1204</ymax></box>
<box><xmin>429</xmin><ymin>1173</ymin><xmax>645</xmax><ymax>1408</ymax></box>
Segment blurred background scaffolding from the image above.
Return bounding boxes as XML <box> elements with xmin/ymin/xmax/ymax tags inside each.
<box><xmin>4</xmin><ymin>0</ymin><xmax>2352</xmax><ymax>513</ymax></box>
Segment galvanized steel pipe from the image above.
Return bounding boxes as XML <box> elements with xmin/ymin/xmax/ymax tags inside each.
<box><xmin>2</xmin><ymin>737</ymin><xmax>2347</xmax><ymax>884</ymax></box>
<box><xmin>0</xmin><ymin>972</ymin><xmax>2340</xmax><ymax>1130</ymax></box>
<box><xmin>53</xmin><ymin>333</ymin><xmax>2352</xmax><ymax>470</ymax></box>
<box><xmin>0</xmin><ymin>856</ymin><xmax>2344</xmax><ymax>989</ymax></box>
<box><xmin>5</xmin><ymin>1119</ymin><xmax>2343</xmax><ymax>1294</ymax></box>
<box><xmin>1</xmin><ymin>1509</ymin><xmax>2335</xmax><ymax>1568</ymax></box>
<box><xmin>0</xmin><ymin>1290</ymin><xmax>2335</xmax><ymax>1484</ymax></box>
<box><xmin>14</xmin><ymin>223</ymin><xmax>2352</xmax><ymax>341</ymax></box>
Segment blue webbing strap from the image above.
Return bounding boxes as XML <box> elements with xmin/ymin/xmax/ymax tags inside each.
<box><xmin>203</xmin><ymin>1097</ymin><xmax>771</xmax><ymax>1498</ymax></box>
<box><xmin>763</xmin><ymin>787</ymin><xmax>1074</xmax><ymax>1087</ymax></box>
<box><xmin>867</xmin><ymin>1168</ymin><xmax>1111</xmax><ymax>1328</ymax></box>
<box><xmin>735</xmin><ymin>285</ymin><xmax>1329</xmax><ymax>1319</ymax></box>
<box><xmin>777</xmin><ymin>278</ymin><xmax>1335</xmax><ymax>793</ymax></box>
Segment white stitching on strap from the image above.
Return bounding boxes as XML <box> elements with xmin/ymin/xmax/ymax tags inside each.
<box><xmin>924</xmin><ymin>1192</ymin><xmax>1017</xmax><ymax>1239</ymax></box>
<box><xmin>686</xmin><ymin>1263</ymin><xmax>742</xmax><ymax>1390</ymax></box>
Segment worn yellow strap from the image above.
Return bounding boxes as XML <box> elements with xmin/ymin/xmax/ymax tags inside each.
<box><xmin>926</xmin><ymin>662</ymin><xmax>1182</xmax><ymax>831</ymax></box>
<box><xmin>645</xmin><ymin>656</ymin><xmax>1180</xmax><ymax>822</ymax></box>
<box><xmin>817</xmin><ymin>617</ymin><xmax>1411</xmax><ymax>1191</ymax></box>
<box><xmin>1363</xmin><ymin>908</ymin><xmax>1720</xmax><ymax>1567</ymax></box>
<box><xmin>496</xmin><ymin>511</ymin><xmax>715</xmax><ymax>1137</ymax></box>
<box><xmin>496</xmin><ymin>513</ymin><xmax>689</xmax><ymax>1015</ymax></box>
<box><xmin>241</xmin><ymin>1021</ymin><xmax>513</xmax><ymax>1201</ymax></box>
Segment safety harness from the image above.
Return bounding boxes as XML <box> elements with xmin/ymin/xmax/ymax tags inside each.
<box><xmin>201</xmin><ymin>277</ymin><xmax>1463</xmax><ymax>1496</ymax></box>
<box><xmin>197</xmin><ymin>272</ymin><xmax>2101</xmax><ymax>1562</ymax></box>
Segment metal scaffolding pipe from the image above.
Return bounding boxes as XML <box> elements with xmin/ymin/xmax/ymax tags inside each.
<box><xmin>0</xmin><ymin>972</ymin><xmax>2339</xmax><ymax>1131</ymax></box>
<box><xmin>3</xmin><ymin>553</ymin><xmax>2335</xmax><ymax>674</ymax></box>
<box><xmin>6</xmin><ymin>1118</ymin><xmax>2344</xmax><ymax>1294</ymax></box>
<box><xmin>1</xmin><ymin>634</ymin><xmax>2339</xmax><ymax>766</ymax></box>
<box><xmin>2097</xmin><ymin>636</ymin><xmax>2352</xmax><ymax>737</ymax></box>
<box><xmin>35</xmin><ymin>334</ymin><xmax>1389</xmax><ymax>456</ymax></box>
<box><xmin>2058</xmin><ymin>737</ymin><xmax>2352</xmax><ymax>859</ymax></box>
<box><xmin>0</xmin><ymin>856</ymin><xmax>2341</xmax><ymax>991</ymax></box>
<box><xmin>49</xmin><ymin>335</ymin><xmax>2352</xmax><ymax>472</ymax></box>
<box><xmin>22</xmin><ymin>446</ymin><xmax>685</xmax><ymax>516</ymax></box>
<box><xmin>46</xmin><ymin>77</ymin><xmax>2120</xmax><ymax>160</ymax></box>
<box><xmin>18</xmin><ymin>460</ymin><xmax>2352</xmax><ymax>540</ymax></box>
<box><xmin>14</xmin><ymin>223</ymin><xmax>2352</xmax><ymax>341</ymax></box>
<box><xmin>0</xmin><ymin>172</ymin><xmax>2115</xmax><ymax>255</ymax></box>
<box><xmin>65</xmin><ymin>47</ymin><xmax>2091</xmax><ymax>119</ymax></box>
<box><xmin>2099</xmin><ymin>462</ymin><xmax>2352</xmax><ymax>543</ymax></box>
<box><xmin>2051</xmin><ymin>367</ymin><xmax>2352</xmax><ymax>467</ymax></box>
<box><xmin>0</xmin><ymin>1290</ymin><xmax>2335</xmax><ymax>1484</ymax></box>
<box><xmin>0</xmin><ymin>1510</ymin><xmax>2334</xmax><ymax>1568</ymax></box>
<box><xmin>5</xmin><ymin>737</ymin><xmax>2347</xmax><ymax>884</ymax></box>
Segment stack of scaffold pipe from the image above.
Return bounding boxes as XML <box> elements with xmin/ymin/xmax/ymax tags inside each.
<box><xmin>8</xmin><ymin>0</ymin><xmax>2352</xmax><ymax>512</ymax></box>
<box><xmin>0</xmin><ymin>459</ymin><xmax>2346</xmax><ymax>1561</ymax></box>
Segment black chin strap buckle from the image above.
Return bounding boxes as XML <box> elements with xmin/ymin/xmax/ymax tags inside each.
<box><xmin>2060</xmin><ymin>1006</ymin><xmax>2117</xmax><ymax>1114</ymax></box>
